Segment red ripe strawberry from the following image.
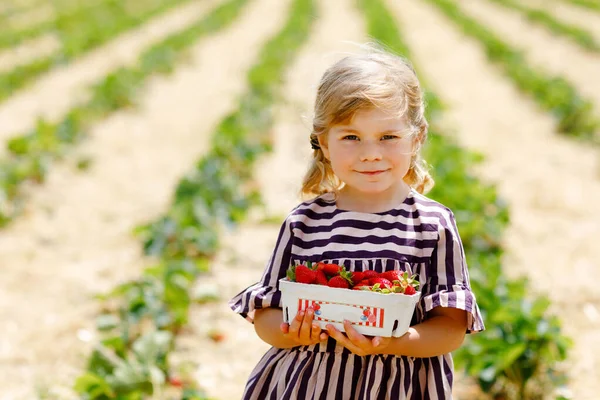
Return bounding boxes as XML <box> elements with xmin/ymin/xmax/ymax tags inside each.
<box><xmin>404</xmin><ymin>285</ymin><xmax>417</xmax><ymax>295</ymax></box>
<box><xmin>168</xmin><ymin>377</ymin><xmax>184</xmax><ymax>387</ymax></box>
<box><xmin>328</xmin><ymin>276</ymin><xmax>350</xmax><ymax>289</ymax></box>
<box><xmin>362</xmin><ymin>270</ymin><xmax>379</xmax><ymax>280</ymax></box>
<box><xmin>315</xmin><ymin>270</ymin><xmax>329</xmax><ymax>285</ymax></box>
<box><xmin>380</xmin><ymin>270</ymin><xmax>401</xmax><ymax>282</ymax></box>
<box><xmin>317</xmin><ymin>262</ymin><xmax>343</xmax><ymax>276</ymax></box>
<box><xmin>353</xmin><ymin>281</ymin><xmax>371</xmax><ymax>290</ymax></box>
<box><xmin>295</xmin><ymin>265</ymin><xmax>317</xmax><ymax>284</ymax></box>
<box><xmin>351</xmin><ymin>271</ymin><xmax>366</xmax><ymax>285</ymax></box>
<box><xmin>369</xmin><ymin>277</ymin><xmax>392</xmax><ymax>289</ymax></box>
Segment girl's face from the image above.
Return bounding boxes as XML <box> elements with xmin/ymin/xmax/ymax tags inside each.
<box><xmin>319</xmin><ymin>107</ymin><xmax>417</xmax><ymax>199</ymax></box>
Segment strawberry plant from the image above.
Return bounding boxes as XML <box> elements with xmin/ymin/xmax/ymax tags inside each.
<box><xmin>426</xmin><ymin>0</ymin><xmax>599</xmax><ymax>140</ymax></box>
<box><xmin>562</xmin><ymin>0</ymin><xmax>600</xmax><ymax>12</ymax></box>
<box><xmin>358</xmin><ymin>0</ymin><xmax>571</xmax><ymax>398</ymax></box>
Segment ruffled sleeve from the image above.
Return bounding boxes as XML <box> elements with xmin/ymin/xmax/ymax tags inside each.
<box><xmin>229</xmin><ymin>215</ymin><xmax>293</xmax><ymax>323</ymax></box>
<box><xmin>419</xmin><ymin>210</ymin><xmax>485</xmax><ymax>333</ymax></box>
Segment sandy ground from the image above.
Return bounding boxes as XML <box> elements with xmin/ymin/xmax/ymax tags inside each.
<box><xmin>458</xmin><ymin>0</ymin><xmax>600</xmax><ymax>124</ymax></box>
<box><xmin>0</xmin><ymin>0</ymin><xmax>287</xmax><ymax>397</ymax></box>
<box><xmin>0</xmin><ymin>0</ymin><xmax>221</xmax><ymax>153</ymax></box>
<box><xmin>522</xmin><ymin>0</ymin><xmax>600</xmax><ymax>41</ymax></box>
<box><xmin>390</xmin><ymin>0</ymin><xmax>600</xmax><ymax>398</ymax></box>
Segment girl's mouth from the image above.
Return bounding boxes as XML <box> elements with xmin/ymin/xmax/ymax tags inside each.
<box><xmin>358</xmin><ymin>170</ymin><xmax>387</xmax><ymax>176</ymax></box>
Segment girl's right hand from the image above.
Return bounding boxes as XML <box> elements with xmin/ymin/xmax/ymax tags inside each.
<box><xmin>280</xmin><ymin>307</ymin><xmax>328</xmax><ymax>346</ymax></box>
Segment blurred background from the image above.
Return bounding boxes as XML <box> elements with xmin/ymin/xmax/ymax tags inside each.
<box><xmin>0</xmin><ymin>0</ymin><xmax>599</xmax><ymax>399</ymax></box>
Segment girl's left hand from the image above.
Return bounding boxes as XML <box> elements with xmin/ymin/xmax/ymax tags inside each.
<box><xmin>326</xmin><ymin>320</ymin><xmax>392</xmax><ymax>356</ymax></box>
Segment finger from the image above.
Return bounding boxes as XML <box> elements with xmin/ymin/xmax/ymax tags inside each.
<box><xmin>299</xmin><ymin>308</ymin><xmax>315</xmax><ymax>340</ymax></box>
<box><xmin>280</xmin><ymin>323</ymin><xmax>289</xmax><ymax>334</ymax></box>
<box><xmin>343</xmin><ymin>320</ymin><xmax>371</xmax><ymax>348</ymax></box>
<box><xmin>326</xmin><ymin>324</ymin><xmax>354</xmax><ymax>349</ymax></box>
<box><xmin>372</xmin><ymin>336</ymin><xmax>381</xmax><ymax>347</ymax></box>
<box><xmin>311</xmin><ymin>322</ymin><xmax>323</xmax><ymax>341</ymax></box>
<box><xmin>288</xmin><ymin>311</ymin><xmax>304</xmax><ymax>336</ymax></box>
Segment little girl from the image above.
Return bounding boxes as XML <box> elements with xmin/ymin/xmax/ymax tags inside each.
<box><xmin>229</xmin><ymin>46</ymin><xmax>484</xmax><ymax>399</ymax></box>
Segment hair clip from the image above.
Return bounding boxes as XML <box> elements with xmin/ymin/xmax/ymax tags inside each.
<box><xmin>310</xmin><ymin>137</ymin><xmax>321</xmax><ymax>150</ymax></box>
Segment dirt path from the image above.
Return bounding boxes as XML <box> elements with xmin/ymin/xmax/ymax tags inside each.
<box><xmin>522</xmin><ymin>0</ymin><xmax>600</xmax><ymax>41</ymax></box>
<box><xmin>458</xmin><ymin>0</ymin><xmax>600</xmax><ymax>123</ymax></box>
<box><xmin>172</xmin><ymin>1</ymin><xmax>373</xmax><ymax>398</ymax></box>
<box><xmin>0</xmin><ymin>33</ymin><xmax>60</xmax><ymax>74</ymax></box>
<box><xmin>0</xmin><ymin>0</ymin><xmax>221</xmax><ymax>154</ymax></box>
<box><xmin>389</xmin><ymin>1</ymin><xmax>600</xmax><ymax>398</ymax></box>
<box><xmin>0</xmin><ymin>0</ymin><xmax>287</xmax><ymax>397</ymax></box>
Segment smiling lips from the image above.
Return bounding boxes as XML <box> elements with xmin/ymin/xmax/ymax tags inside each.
<box><xmin>357</xmin><ymin>170</ymin><xmax>388</xmax><ymax>176</ymax></box>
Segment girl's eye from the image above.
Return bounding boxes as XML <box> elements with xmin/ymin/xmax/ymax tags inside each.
<box><xmin>342</xmin><ymin>135</ymin><xmax>359</xmax><ymax>141</ymax></box>
<box><xmin>381</xmin><ymin>135</ymin><xmax>399</xmax><ymax>140</ymax></box>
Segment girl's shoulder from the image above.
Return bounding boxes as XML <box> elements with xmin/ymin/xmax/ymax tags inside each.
<box><xmin>286</xmin><ymin>193</ymin><xmax>337</xmax><ymax>220</ymax></box>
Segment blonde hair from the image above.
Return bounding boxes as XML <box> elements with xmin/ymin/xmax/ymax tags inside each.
<box><xmin>301</xmin><ymin>45</ymin><xmax>434</xmax><ymax>198</ymax></box>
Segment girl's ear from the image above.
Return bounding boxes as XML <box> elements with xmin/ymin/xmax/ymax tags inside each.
<box><xmin>318</xmin><ymin>134</ymin><xmax>330</xmax><ymax>160</ymax></box>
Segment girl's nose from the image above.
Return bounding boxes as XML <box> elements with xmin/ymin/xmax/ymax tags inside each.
<box><xmin>359</xmin><ymin>141</ymin><xmax>383</xmax><ymax>161</ymax></box>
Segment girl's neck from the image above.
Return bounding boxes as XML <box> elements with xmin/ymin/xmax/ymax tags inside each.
<box><xmin>335</xmin><ymin>183</ymin><xmax>411</xmax><ymax>213</ymax></box>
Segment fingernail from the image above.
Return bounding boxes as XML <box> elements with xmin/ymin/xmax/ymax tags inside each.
<box><xmin>374</xmin><ymin>339</ymin><xmax>380</xmax><ymax>346</ymax></box>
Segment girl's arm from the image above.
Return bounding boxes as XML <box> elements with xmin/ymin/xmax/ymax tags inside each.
<box><xmin>254</xmin><ymin>307</ymin><xmax>328</xmax><ymax>349</ymax></box>
<box><xmin>382</xmin><ymin>307</ymin><xmax>467</xmax><ymax>357</ymax></box>
<box><xmin>325</xmin><ymin>306</ymin><xmax>467</xmax><ymax>358</ymax></box>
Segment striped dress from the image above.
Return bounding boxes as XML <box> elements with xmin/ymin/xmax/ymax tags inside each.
<box><xmin>229</xmin><ymin>189</ymin><xmax>485</xmax><ymax>399</ymax></box>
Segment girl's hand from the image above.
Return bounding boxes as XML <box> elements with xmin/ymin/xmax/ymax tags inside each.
<box><xmin>326</xmin><ymin>320</ymin><xmax>392</xmax><ymax>356</ymax></box>
<box><xmin>280</xmin><ymin>307</ymin><xmax>328</xmax><ymax>346</ymax></box>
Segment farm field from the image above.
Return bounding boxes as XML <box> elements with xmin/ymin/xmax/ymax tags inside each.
<box><xmin>0</xmin><ymin>0</ymin><xmax>598</xmax><ymax>399</ymax></box>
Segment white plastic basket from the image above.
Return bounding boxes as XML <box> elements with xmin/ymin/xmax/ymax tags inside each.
<box><xmin>279</xmin><ymin>278</ymin><xmax>420</xmax><ymax>337</ymax></box>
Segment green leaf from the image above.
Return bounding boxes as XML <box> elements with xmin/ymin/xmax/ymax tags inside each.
<box><xmin>74</xmin><ymin>372</ymin><xmax>114</xmax><ymax>398</ymax></box>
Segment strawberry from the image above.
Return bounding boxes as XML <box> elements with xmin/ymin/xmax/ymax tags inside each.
<box><xmin>328</xmin><ymin>276</ymin><xmax>350</xmax><ymax>289</ymax></box>
<box><xmin>168</xmin><ymin>377</ymin><xmax>184</xmax><ymax>387</ymax></box>
<box><xmin>295</xmin><ymin>265</ymin><xmax>317</xmax><ymax>284</ymax></box>
<box><xmin>380</xmin><ymin>270</ymin><xmax>401</xmax><ymax>282</ymax></box>
<box><xmin>404</xmin><ymin>285</ymin><xmax>417</xmax><ymax>295</ymax></box>
<box><xmin>317</xmin><ymin>262</ymin><xmax>344</xmax><ymax>276</ymax></box>
<box><xmin>208</xmin><ymin>329</ymin><xmax>225</xmax><ymax>342</ymax></box>
<box><xmin>369</xmin><ymin>277</ymin><xmax>392</xmax><ymax>289</ymax></box>
<box><xmin>350</xmin><ymin>271</ymin><xmax>366</xmax><ymax>285</ymax></box>
<box><xmin>353</xmin><ymin>281</ymin><xmax>371</xmax><ymax>290</ymax></box>
<box><xmin>362</xmin><ymin>270</ymin><xmax>379</xmax><ymax>280</ymax></box>
<box><xmin>315</xmin><ymin>270</ymin><xmax>329</xmax><ymax>285</ymax></box>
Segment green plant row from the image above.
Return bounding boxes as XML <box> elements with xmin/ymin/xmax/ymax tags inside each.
<box><xmin>0</xmin><ymin>0</ymin><xmax>195</xmax><ymax>104</ymax></box>
<box><xmin>0</xmin><ymin>0</ymin><xmax>252</xmax><ymax>228</ymax></box>
<box><xmin>486</xmin><ymin>0</ymin><xmax>600</xmax><ymax>52</ymax></box>
<box><xmin>74</xmin><ymin>0</ymin><xmax>316</xmax><ymax>397</ymax></box>
<box><xmin>357</xmin><ymin>0</ymin><xmax>571</xmax><ymax>398</ymax></box>
<box><xmin>561</xmin><ymin>0</ymin><xmax>600</xmax><ymax>12</ymax></box>
<box><xmin>426</xmin><ymin>0</ymin><xmax>599</xmax><ymax>140</ymax></box>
